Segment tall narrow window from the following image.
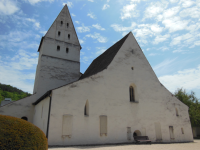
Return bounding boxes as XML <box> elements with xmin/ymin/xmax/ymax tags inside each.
<box><xmin>129</xmin><ymin>86</ymin><xmax>135</xmax><ymax>102</ymax></box>
<box><xmin>67</xmin><ymin>23</ymin><xmax>69</xmax><ymax>28</ymax></box>
<box><xmin>58</xmin><ymin>31</ymin><xmax>61</xmax><ymax>36</ymax></box>
<box><xmin>84</xmin><ymin>100</ymin><xmax>89</xmax><ymax>116</ymax></box>
<box><xmin>61</xmin><ymin>21</ymin><xmax>63</xmax><ymax>25</ymax></box>
<box><xmin>181</xmin><ymin>128</ymin><xmax>184</xmax><ymax>134</ymax></box>
<box><xmin>100</xmin><ymin>115</ymin><xmax>107</xmax><ymax>136</ymax></box>
<box><xmin>66</xmin><ymin>48</ymin><xmax>69</xmax><ymax>53</ymax></box>
<box><xmin>68</xmin><ymin>34</ymin><xmax>70</xmax><ymax>39</ymax></box>
<box><xmin>176</xmin><ymin>108</ymin><xmax>179</xmax><ymax>116</ymax></box>
<box><xmin>57</xmin><ymin>46</ymin><xmax>60</xmax><ymax>51</ymax></box>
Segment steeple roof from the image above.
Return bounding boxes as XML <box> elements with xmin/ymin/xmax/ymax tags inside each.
<box><xmin>38</xmin><ymin>4</ymin><xmax>81</xmax><ymax>52</ymax></box>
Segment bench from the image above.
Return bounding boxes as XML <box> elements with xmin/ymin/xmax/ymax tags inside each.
<box><xmin>134</xmin><ymin>136</ymin><xmax>151</xmax><ymax>144</ymax></box>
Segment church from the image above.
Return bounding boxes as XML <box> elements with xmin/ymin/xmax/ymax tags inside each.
<box><xmin>0</xmin><ymin>5</ymin><xmax>193</xmax><ymax>146</ymax></box>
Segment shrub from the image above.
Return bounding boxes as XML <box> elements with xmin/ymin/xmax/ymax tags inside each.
<box><xmin>0</xmin><ymin>115</ymin><xmax>48</xmax><ymax>150</ymax></box>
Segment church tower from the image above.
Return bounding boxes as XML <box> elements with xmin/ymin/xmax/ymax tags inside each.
<box><xmin>33</xmin><ymin>5</ymin><xmax>81</xmax><ymax>98</ymax></box>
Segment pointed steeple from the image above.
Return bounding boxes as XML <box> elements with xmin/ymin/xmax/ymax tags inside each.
<box><xmin>39</xmin><ymin>4</ymin><xmax>81</xmax><ymax>51</ymax></box>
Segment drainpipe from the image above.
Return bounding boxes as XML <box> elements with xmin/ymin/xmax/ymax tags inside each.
<box><xmin>46</xmin><ymin>92</ymin><xmax>52</xmax><ymax>139</ymax></box>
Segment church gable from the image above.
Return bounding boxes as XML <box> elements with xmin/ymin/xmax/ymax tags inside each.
<box><xmin>43</xmin><ymin>5</ymin><xmax>80</xmax><ymax>48</ymax></box>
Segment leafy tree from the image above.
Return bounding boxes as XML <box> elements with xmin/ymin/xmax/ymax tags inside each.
<box><xmin>174</xmin><ymin>88</ymin><xmax>200</xmax><ymax>127</ymax></box>
<box><xmin>0</xmin><ymin>83</ymin><xmax>31</xmax><ymax>104</ymax></box>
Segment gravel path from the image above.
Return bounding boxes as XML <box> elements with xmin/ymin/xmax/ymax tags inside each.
<box><xmin>49</xmin><ymin>140</ymin><xmax>200</xmax><ymax>150</ymax></box>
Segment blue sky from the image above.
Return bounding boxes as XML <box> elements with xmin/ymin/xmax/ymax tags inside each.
<box><xmin>0</xmin><ymin>0</ymin><xmax>199</xmax><ymax>99</ymax></box>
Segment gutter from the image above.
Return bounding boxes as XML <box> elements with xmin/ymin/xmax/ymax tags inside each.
<box><xmin>46</xmin><ymin>92</ymin><xmax>52</xmax><ymax>139</ymax></box>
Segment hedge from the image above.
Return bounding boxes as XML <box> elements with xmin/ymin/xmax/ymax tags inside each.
<box><xmin>0</xmin><ymin>115</ymin><xmax>48</xmax><ymax>150</ymax></box>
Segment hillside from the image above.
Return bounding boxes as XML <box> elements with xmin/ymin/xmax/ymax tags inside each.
<box><xmin>0</xmin><ymin>83</ymin><xmax>31</xmax><ymax>104</ymax></box>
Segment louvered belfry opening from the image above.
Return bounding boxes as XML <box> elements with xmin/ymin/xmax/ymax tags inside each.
<box><xmin>130</xmin><ymin>86</ymin><xmax>135</xmax><ymax>102</ymax></box>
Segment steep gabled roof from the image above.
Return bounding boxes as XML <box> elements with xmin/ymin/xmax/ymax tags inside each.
<box><xmin>80</xmin><ymin>32</ymin><xmax>130</xmax><ymax>79</ymax></box>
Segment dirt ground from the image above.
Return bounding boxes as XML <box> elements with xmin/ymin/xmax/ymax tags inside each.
<box><xmin>49</xmin><ymin>140</ymin><xmax>200</xmax><ymax>150</ymax></box>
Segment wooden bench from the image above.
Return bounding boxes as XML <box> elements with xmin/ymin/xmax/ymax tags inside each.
<box><xmin>134</xmin><ymin>136</ymin><xmax>151</xmax><ymax>144</ymax></box>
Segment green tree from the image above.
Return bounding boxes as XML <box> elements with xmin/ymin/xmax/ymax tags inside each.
<box><xmin>174</xmin><ymin>88</ymin><xmax>200</xmax><ymax>126</ymax></box>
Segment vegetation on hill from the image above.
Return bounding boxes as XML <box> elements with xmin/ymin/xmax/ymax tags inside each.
<box><xmin>0</xmin><ymin>114</ymin><xmax>48</xmax><ymax>149</ymax></box>
<box><xmin>0</xmin><ymin>83</ymin><xmax>31</xmax><ymax>104</ymax></box>
<box><xmin>174</xmin><ymin>88</ymin><xmax>200</xmax><ymax>127</ymax></box>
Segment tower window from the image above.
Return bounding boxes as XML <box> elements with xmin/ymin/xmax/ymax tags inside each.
<box><xmin>176</xmin><ymin>108</ymin><xmax>179</xmax><ymax>116</ymax></box>
<box><xmin>84</xmin><ymin>100</ymin><xmax>89</xmax><ymax>116</ymax></box>
<box><xmin>181</xmin><ymin>128</ymin><xmax>184</xmax><ymax>134</ymax></box>
<box><xmin>66</xmin><ymin>48</ymin><xmax>69</xmax><ymax>53</ymax></box>
<box><xmin>61</xmin><ymin>21</ymin><xmax>63</xmax><ymax>25</ymax></box>
<box><xmin>58</xmin><ymin>31</ymin><xmax>61</xmax><ymax>36</ymax></box>
<box><xmin>67</xmin><ymin>23</ymin><xmax>69</xmax><ymax>28</ymax></box>
<box><xmin>129</xmin><ymin>86</ymin><xmax>135</xmax><ymax>102</ymax></box>
<box><xmin>131</xmin><ymin>67</ymin><xmax>134</xmax><ymax>70</ymax></box>
<box><xmin>68</xmin><ymin>34</ymin><xmax>70</xmax><ymax>39</ymax></box>
<box><xmin>21</xmin><ymin>116</ymin><xmax>28</xmax><ymax>121</ymax></box>
<box><xmin>57</xmin><ymin>46</ymin><xmax>60</xmax><ymax>51</ymax></box>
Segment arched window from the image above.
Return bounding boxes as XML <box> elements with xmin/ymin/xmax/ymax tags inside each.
<box><xmin>129</xmin><ymin>86</ymin><xmax>135</xmax><ymax>102</ymax></box>
<box><xmin>66</xmin><ymin>48</ymin><xmax>69</xmax><ymax>53</ymax></box>
<box><xmin>21</xmin><ymin>116</ymin><xmax>28</xmax><ymax>121</ymax></box>
<box><xmin>84</xmin><ymin>100</ymin><xmax>89</xmax><ymax>116</ymax></box>
<box><xmin>176</xmin><ymin>108</ymin><xmax>179</xmax><ymax>116</ymax></box>
<box><xmin>61</xmin><ymin>21</ymin><xmax>63</xmax><ymax>25</ymax></box>
<box><xmin>68</xmin><ymin>34</ymin><xmax>70</xmax><ymax>39</ymax></box>
<box><xmin>67</xmin><ymin>23</ymin><xmax>69</xmax><ymax>28</ymax></box>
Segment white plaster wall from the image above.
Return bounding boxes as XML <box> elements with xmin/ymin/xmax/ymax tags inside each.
<box><xmin>40</xmin><ymin>38</ymin><xmax>80</xmax><ymax>62</ymax></box>
<box><xmin>0</xmin><ymin>94</ymin><xmax>37</xmax><ymax>123</ymax></box>
<box><xmin>47</xmin><ymin>33</ymin><xmax>193</xmax><ymax>146</ymax></box>
<box><xmin>33</xmin><ymin>96</ymin><xmax>50</xmax><ymax>135</ymax></box>
<box><xmin>34</xmin><ymin>55</ymin><xmax>80</xmax><ymax>99</ymax></box>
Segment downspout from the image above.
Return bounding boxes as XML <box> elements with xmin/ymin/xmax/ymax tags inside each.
<box><xmin>46</xmin><ymin>92</ymin><xmax>52</xmax><ymax>139</ymax></box>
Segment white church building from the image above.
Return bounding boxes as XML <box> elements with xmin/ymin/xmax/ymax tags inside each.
<box><xmin>0</xmin><ymin>5</ymin><xmax>193</xmax><ymax>146</ymax></box>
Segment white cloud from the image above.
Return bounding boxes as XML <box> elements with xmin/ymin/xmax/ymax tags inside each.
<box><xmin>162</xmin><ymin>6</ymin><xmax>180</xmax><ymax>18</ymax></box>
<box><xmin>96</xmin><ymin>47</ymin><xmax>106</xmax><ymax>55</ymax></box>
<box><xmin>153</xmin><ymin>58</ymin><xmax>177</xmax><ymax>75</ymax></box>
<box><xmin>75</xmin><ymin>21</ymin><xmax>80</xmax><ymax>24</ymax></box>
<box><xmin>162</xmin><ymin>16</ymin><xmax>189</xmax><ymax>33</ymax></box>
<box><xmin>180</xmin><ymin>6</ymin><xmax>200</xmax><ymax>18</ymax></box>
<box><xmin>87</xmin><ymin>12</ymin><xmax>96</xmax><ymax>19</ymax></box>
<box><xmin>169</xmin><ymin>0</ymin><xmax>179</xmax><ymax>3</ymax></box>
<box><xmin>159</xmin><ymin>65</ymin><xmax>200</xmax><ymax>93</ymax></box>
<box><xmin>92</xmin><ymin>24</ymin><xmax>105</xmax><ymax>30</ymax></box>
<box><xmin>143</xmin><ymin>1</ymin><xmax>168</xmax><ymax>20</ymax></box>
<box><xmin>76</xmin><ymin>24</ymin><xmax>90</xmax><ymax>33</ymax></box>
<box><xmin>149</xmin><ymin>53</ymin><xmax>160</xmax><ymax>56</ymax></box>
<box><xmin>0</xmin><ymin>49</ymin><xmax>38</xmax><ymax>93</ymax></box>
<box><xmin>63</xmin><ymin>1</ymin><xmax>73</xmax><ymax>7</ymax></box>
<box><xmin>0</xmin><ymin>31</ymin><xmax>39</xmax><ymax>50</ymax></box>
<box><xmin>102</xmin><ymin>4</ymin><xmax>110</xmax><ymax>10</ymax></box>
<box><xmin>153</xmin><ymin>34</ymin><xmax>170</xmax><ymax>44</ymax></box>
<box><xmin>88</xmin><ymin>0</ymin><xmax>94</xmax><ymax>2</ymax></box>
<box><xmin>121</xmin><ymin>4</ymin><xmax>138</xmax><ymax>20</ymax></box>
<box><xmin>179</xmin><ymin>0</ymin><xmax>195</xmax><ymax>8</ymax></box>
<box><xmin>111</xmin><ymin>22</ymin><xmax>136</xmax><ymax>32</ymax></box>
<box><xmin>71</xmin><ymin>13</ymin><xmax>76</xmax><ymax>17</ymax></box>
<box><xmin>170</xmin><ymin>33</ymin><xmax>195</xmax><ymax>46</ymax></box>
<box><xmin>26</xmin><ymin>18</ymin><xmax>40</xmax><ymax>29</ymax></box>
<box><xmin>86</xmin><ymin>33</ymin><xmax>108</xmax><ymax>43</ymax></box>
<box><xmin>25</xmin><ymin>0</ymin><xmax>54</xmax><ymax>5</ymax></box>
<box><xmin>173</xmin><ymin>50</ymin><xmax>189</xmax><ymax>53</ymax></box>
<box><xmin>79</xmin><ymin>39</ymin><xmax>84</xmax><ymax>44</ymax></box>
<box><xmin>150</xmin><ymin>24</ymin><xmax>164</xmax><ymax>33</ymax></box>
<box><xmin>0</xmin><ymin>0</ymin><xmax>19</xmax><ymax>15</ymax></box>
